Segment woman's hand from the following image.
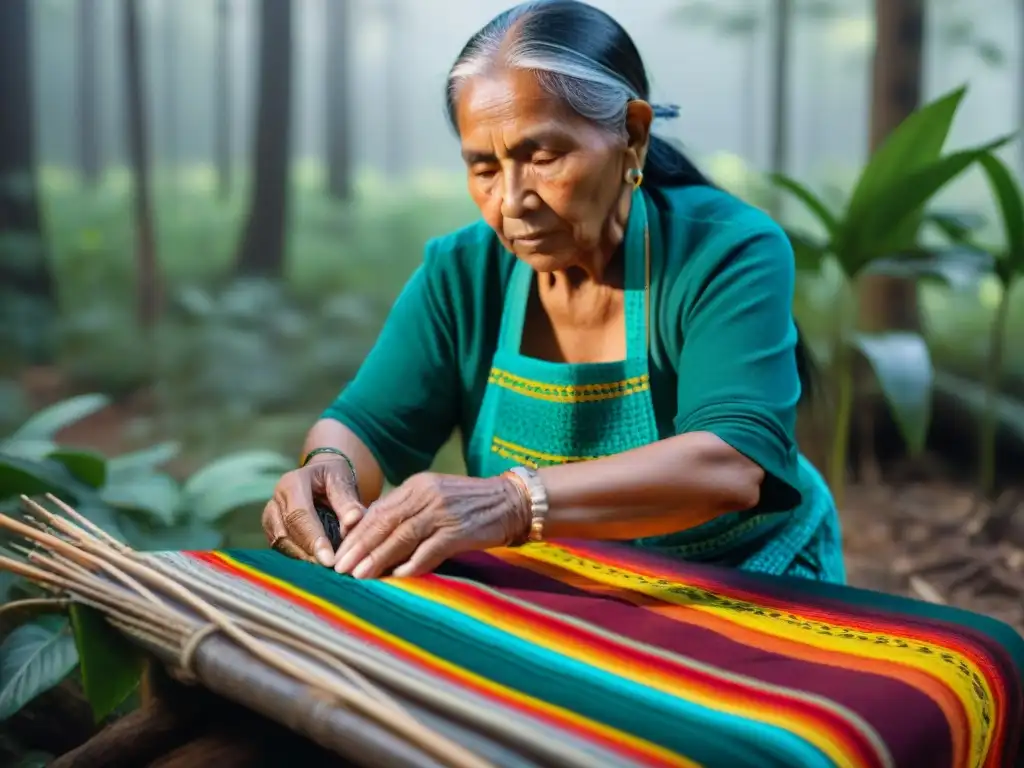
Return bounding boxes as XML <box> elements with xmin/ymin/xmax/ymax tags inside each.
<box><xmin>262</xmin><ymin>456</ymin><xmax>367</xmax><ymax>566</ymax></box>
<box><xmin>333</xmin><ymin>473</ymin><xmax>530</xmax><ymax>579</ymax></box>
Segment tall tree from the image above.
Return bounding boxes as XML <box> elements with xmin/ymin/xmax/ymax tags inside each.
<box><xmin>859</xmin><ymin>0</ymin><xmax>925</xmax><ymax>333</ymax></box>
<box><xmin>215</xmin><ymin>0</ymin><xmax>232</xmax><ymax>200</ymax></box>
<box><xmin>325</xmin><ymin>0</ymin><xmax>353</xmax><ymax>200</ymax></box>
<box><xmin>769</xmin><ymin>0</ymin><xmax>792</xmax><ymax>186</ymax></box>
<box><xmin>235</xmin><ymin>0</ymin><xmax>293</xmax><ymax>276</ymax></box>
<box><xmin>1019</xmin><ymin>0</ymin><xmax>1024</xmax><ymax>178</ymax></box>
<box><xmin>77</xmin><ymin>0</ymin><xmax>102</xmax><ymax>187</ymax></box>
<box><xmin>0</xmin><ymin>0</ymin><xmax>57</xmax><ymax>320</ymax></box>
<box><xmin>855</xmin><ymin>0</ymin><xmax>925</xmax><ymax>480</ymax></box>
<box><xmin>123</xmin><ymin>0</ymin><xmax>161</xmax><ymax>328</ymax></box>
<box><xmin>382</xmin><ymin>0</ymin><xmax>406</xmax><ymax>179</ymax></box>
<box><xmin>163</xmin><ymin>0</ymin><xmax>178</xmax><ymax>186</ymax></box>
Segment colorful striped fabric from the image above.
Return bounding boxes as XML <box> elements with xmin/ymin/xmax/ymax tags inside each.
<box><xmin>181</xmin><ymin>541</ymin><xmax>1024</xmax><ymax>768</ymax></box>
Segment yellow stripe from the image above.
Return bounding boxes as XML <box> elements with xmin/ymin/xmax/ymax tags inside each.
<box><xmin>392</xmin><ymin>577</ymin><xmax>875</xmax><ymax>768</ymax></box>
<box><xmin>212</xmin><ymin>553</ymin><xmax>697</xmax><ymax>768</ymax></box>
<box><xmin>514</xmin><ymin>543</ymin><xmax>994</xmax><ymax>764</ymax></box>
<box><xmin>492</xmin><ymin>436</ymin><xmax>599</xmax><ymax>465</ymax></box>
<box><xmin>488</xmin><ymin>368</ymin><xmax>650</xmax><ymax>403</ymax></box>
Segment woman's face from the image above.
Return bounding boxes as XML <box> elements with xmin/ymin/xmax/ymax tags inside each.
<box><xmin>455</xmin><ymin>69</ymin><xmax>650</xmax><ymax>272</ymax></box>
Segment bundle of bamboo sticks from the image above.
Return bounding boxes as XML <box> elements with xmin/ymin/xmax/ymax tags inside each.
<box><xmin>0</xmin><ymin>494</ymin><xmax>494</xmax><ymax>768</ymax></box>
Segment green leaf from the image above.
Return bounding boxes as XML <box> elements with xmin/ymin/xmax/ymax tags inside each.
<box><xmin>106</xmin><ymin>442</ymin><xmax>181</xmax><ymax>481</ymax></box>
<box><xmin>9</xmin><ymin>394</ymin><xmax>110</xmax><ymax>442</ymax></box>
<box><xmin>189</xmin><ymin>475</ymin><xmax>279</xmax><ymax>524</ymax></box>
<box><xmin>845</xmin><ymin>86</ymin><xmax>967</xmax><ymax>230</ymax></box>
<box><xmin>74</xmin><ymin>502</ymin><xmax>128</xmax><ymax>542</ymax></box>
<box><xmin>0</xmin><ymin>453</ymin><xmax>91</xmax><ymax>503</ymax></box>
<box><xmin>785</xmin><ymin>230</ymin><xmax>828</xmax><ymax>273</ymax></box>
<box><xmin>101</xmin><ymin>473</ymin><xmax>181</xmax><ymax>526</ymax></box>
<box><xmin>182</xmin><ymin>450</ymin><xmax>291</xmax><ymax>501</ymax></box>
<box><xmin>0</xmin><ymin>617</ymin><xmax>78</xmax><ymax>720</ymax></box>
<box><xmin>117</xmin><ymin>516</ymin><xmax>223</xmax><ymax>551</ymax></box>
<box><xmin>866</xmin><ymin>247</ymin><xmax>993</xmax><ymax>290</ymax></box>
<box><xmin>46</xmin><ymin>449</ymin><xmax>107</xmax><ymax>489</ymax></box>
<box><xmin>849</xmin><ymin>331</ymin><xmax>934</xmax><ymax>455</ymax></box>
<box><xmin>843</xmin><ymin>138</ymin><xmax>1014</xmax><ymax>273</ymax></box>
<box><xmin>0</xmin><ymin>572</ymin><xmax>19</xmax><ymax>604</ymax></box>
<box><xmin>0</xmin><ymin>440</ymin><xmax>55</xmax><ymax>461</ymax></box>
<box><xmin>69</xmin><ymin>605</ymin><xmax>142</xmax><ymax>723</ymax></box>
<box><xmin>925</xmin><ymin>210</ymin><xmax>986</xmax><ymax>244</ymax></box>
<box><xmin>770</xmin><ymin>174</ymin><xmax>839</xmax><ymax>237</ymax></box>
<box><xmin>976</xmin><ymin>151</ymin><xmax>1024</xmax><ymax>274</ymax></box>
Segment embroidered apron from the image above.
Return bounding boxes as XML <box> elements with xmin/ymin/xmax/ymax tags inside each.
<box><xmin>466</xmin><ymin>189</ymin><xmax>845</xmax><ymax>582</ymax></box>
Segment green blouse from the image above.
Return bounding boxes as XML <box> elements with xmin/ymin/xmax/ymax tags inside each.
<box><xmin>323</xmin><ymin>184</ymin><xmax>803</xmax><ymax>513</ymax></box>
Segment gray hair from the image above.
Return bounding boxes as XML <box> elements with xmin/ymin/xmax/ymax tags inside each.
<box><xmin>445</xmin><ymin>1</ymin><xmax>677</xmax><ymax>137</ymax></box>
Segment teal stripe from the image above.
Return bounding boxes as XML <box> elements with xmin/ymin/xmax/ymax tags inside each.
<box><xmin>227</xmin><ymin>550</ymin><xmax>835</xmax><ymax>768</ymax></box>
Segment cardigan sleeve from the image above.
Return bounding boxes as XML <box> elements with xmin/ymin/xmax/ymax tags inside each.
<box><xmin>322</xmin><ymin>238</ymin><xmax>460</xmax><ymax>485</ymax></box>
<box><xmin>669</xmin><ymin>224</ymin><xmax>803</xmax><ymax>512</ymax></box>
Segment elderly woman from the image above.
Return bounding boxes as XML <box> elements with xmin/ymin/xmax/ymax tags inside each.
<box><xmin>263</xmin><ymin>0</ymin><xmax>844</xmax><ymax>584</ymax></box>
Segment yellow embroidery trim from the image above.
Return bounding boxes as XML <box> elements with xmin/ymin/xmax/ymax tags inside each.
<box><xmin>491</xmin><ymin>436</ymin><xmax>600</xmax><ymax>468</ymax></box>
<box><xmin>515</xmin><ymin>542</ymin><xmax>996</xmax><ymax>765</ymax></box>
<box><xmin>487</xmin><ymin>368</ymin><xmax>650</xmax><ymax>403</ymax></box>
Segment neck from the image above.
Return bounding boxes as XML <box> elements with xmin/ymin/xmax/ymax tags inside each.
<box><xmin>551</xmin><ymin>187</ymin><xmax>635</xmax><ymax>288</ymax></box>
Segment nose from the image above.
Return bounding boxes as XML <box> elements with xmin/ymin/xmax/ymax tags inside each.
<box><xmin>499</xmin><ymin>165</ymin><xmax>530</xmax><ymax>220</ymax></box>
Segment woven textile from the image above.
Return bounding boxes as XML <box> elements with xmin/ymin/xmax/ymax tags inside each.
<box><xmin>172</xmin><ymin>541</ymin><xmax>1024</xmax><ymax>768</ymax></box>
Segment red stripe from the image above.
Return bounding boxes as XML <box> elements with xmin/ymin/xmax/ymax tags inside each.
<box><xmin>188</xmin><ymin>551</ymin><xmax>680</xmax><ymax>767</ymax></box>
<box><xmin>422</xmin><ymin>572</ymin><xmax>883</xmax><ymax>767</ymax></box>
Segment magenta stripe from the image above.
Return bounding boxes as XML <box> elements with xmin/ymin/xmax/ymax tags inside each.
<box><xmin>442</xmin><ymin>551</ymin><xmax>952</xmax><ymax>767</ymax></box>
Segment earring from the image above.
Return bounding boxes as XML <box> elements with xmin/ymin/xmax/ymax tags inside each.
<box><xmin>626</xmin><ymin>168</ymin><xmax>643</xmax><ymax>189</ymax></box>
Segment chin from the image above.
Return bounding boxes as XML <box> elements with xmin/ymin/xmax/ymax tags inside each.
<box><xmin>513</xmin><ymin>249</ymin><xmax>571</xmax><ymax>273</ymax></box>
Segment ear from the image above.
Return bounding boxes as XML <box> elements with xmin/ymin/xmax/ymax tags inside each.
<box><xmin>623</xmin><ymin>100</ymin><xmax>654</xmax><ymax>169</ymax></box>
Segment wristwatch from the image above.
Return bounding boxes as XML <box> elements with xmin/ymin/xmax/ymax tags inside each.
<box><xmin>505</xmin><ymin>465</ymin><xmax>549</xmax><ymax>543</ymax></box>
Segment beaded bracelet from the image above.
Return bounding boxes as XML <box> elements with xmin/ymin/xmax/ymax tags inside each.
<box><xmin>301</xmin><ymin>447</ymin><xmax>358</xmax><ymax>489</ymax></box>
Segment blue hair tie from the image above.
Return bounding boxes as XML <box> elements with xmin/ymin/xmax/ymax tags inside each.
<box><xmin>651</xmin><ymin>103</ymin><xmax>680</xmax><ymax>120</ymax></box>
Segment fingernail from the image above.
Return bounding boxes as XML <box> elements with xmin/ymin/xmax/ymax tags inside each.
<box><xmin>352</xmin><ymin>559</ymin><xmax>370</xmax><ymax>579</ymax></box>
<box><xmin>313</xmin><ymin>538</ymin><xmax>333</xmax><ymax>567</ymax></box>
<box><xmin>335</xmin><ymin>550</ymin><xmax>358</xmax><ymax>574</ymax></box>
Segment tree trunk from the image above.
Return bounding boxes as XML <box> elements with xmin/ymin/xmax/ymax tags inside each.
<box><xmin>235</xmin><ymin>0</ymin><xmax>293</xmax><ymax>277</ymax></box>
<box><xmin>768</xmin><ymin>0</ymin><xmax>791</xmax><ymax>215</ymax></box>
<box><xmin>1019</xmin><ymin>0</ymin><xmax>1024</xmax><ymax>179</ymax></box>
<box><xmin>325</xmin><ymin>0</ymin><xmax>353</xmax><ymax>200</ymax></box>
<box><xmin>0</xmin><ymin>0</ymin><xmax>57</xmax><ymax>351</ymax></box>
<box><xmin>855</xmin><ymin>0</ymin><xmax>925</xmax><ymax>481</ymax></box>
<box><xmin>77</xmin><ymin>0</ymin><xmax>102</xmax><ymax>187</ymax></box>
<box><xmin>123</xmin><ymin>0</ymin><xmax>161</xmax><ymax>328</ymax></box>
<box><xmin>163</xmin><ymin>0</ymin><xmax>178</xmax><ymax>187</ymax></box>
<box><xmin>215</xmin><ymin>0</ymin><xmax>232</xmax><ymax>201</ymax></box>
<box><xmin>382</xmin><ymin>0</ymin><xmax>405</xmax><ymax>180</ymax></box>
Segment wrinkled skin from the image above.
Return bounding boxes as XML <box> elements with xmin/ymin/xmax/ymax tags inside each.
<box><xmin>333</xmin><ymin>473</ymin><xmax>531</xmax><ymax>579</ymax></box>
<box><xmin>261</xmin><ymin>456</ymin><xmax>366</xmax><ymax>566</ymax></box>
<box><xmin>265</xmin><ymin>69</ymin><xmax>654</xmax><ymax>577</ymax></box>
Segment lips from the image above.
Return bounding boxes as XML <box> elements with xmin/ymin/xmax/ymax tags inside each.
<box><xmin>511</xmin><ymin>231</ymin><xmax>554</xmax><ymax>244</ymax></box>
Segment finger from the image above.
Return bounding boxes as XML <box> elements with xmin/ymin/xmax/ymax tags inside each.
<box><xmin>334</xmin><ymin>482</ymin><xmax>412</xmax><ymax>562</ymax></box>
<box><xmin>339</xmin><ymin>507</ymin><xmax>365</xmax><ymax>535</ymax></box>
<box><xmin>322</xmin><ymin>464</ymin><xmax>361</xmax><ymax>511</ymax></box>
<box><xmin>334</xmin><ymin>498</ymin><xmax>419</xmax><ymax>574</ymax></box>
<box><xmin>350</xmin><ymin>517</ymin><xmax>429</xmax><ymax>580</ymax></box>
<box><xmin>261</xmin><ymin>499</ymin><xmax>287</xmax><ymax>545</ymax></box>
<box><xmin>273</xmin><ymin>536</ymin><xmax>316</xmax><ymax>563</ymax></box>
<box><xmin>280</xmin><ymin>474</ymin><xmax>334</xmax><ymax>567</ymax></box>
<box><xmin>391</xmin><ymin>534</ymin><xmax>454</xmax><ymax>578</ymax></box>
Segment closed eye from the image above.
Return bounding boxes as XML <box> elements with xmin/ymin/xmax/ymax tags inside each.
<box><xmin>471</xmin><ymin>164</ymin><xmax>498</xmax><ymax>179</ymax></box>
<box><xmin>532</xmin><ymin>152</ymin><xmax>561</xmax><ymax>166</ymax></box>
